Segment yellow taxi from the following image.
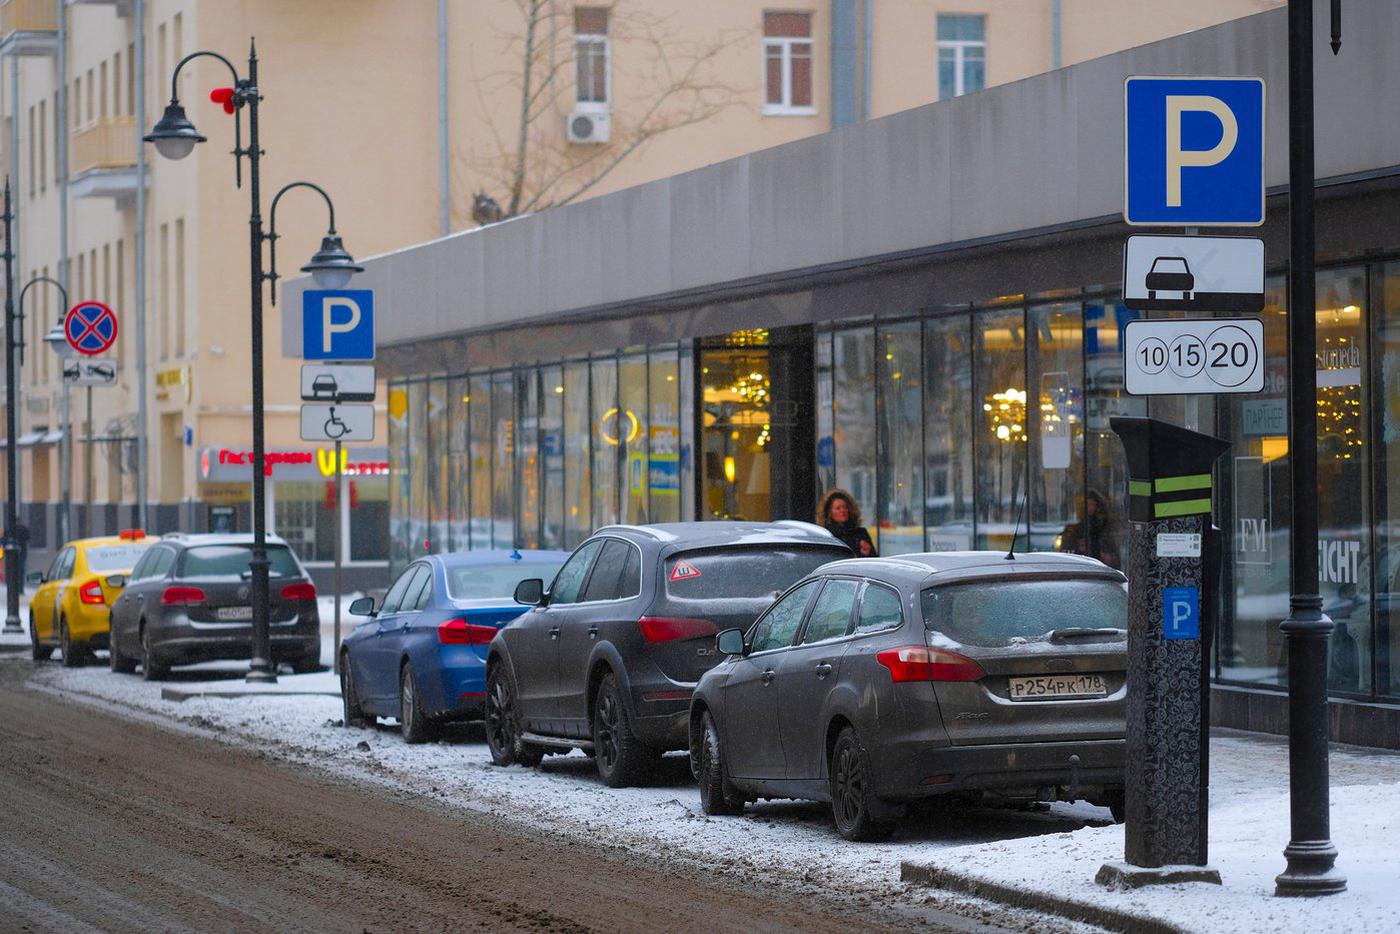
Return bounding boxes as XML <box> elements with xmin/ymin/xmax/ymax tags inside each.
<box><xmin>29</xmin><ymin>530</ymin><xmax>152</xmax><ymax>667</ymax></box>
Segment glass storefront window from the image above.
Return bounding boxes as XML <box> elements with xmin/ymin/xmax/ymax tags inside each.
<box><xmin>1377</xmin><ymin>262</ymin><xmax>1400</xmax><ymax>699</ymax></box>
<box><xmin>1083</xmin><ymin>299</ymin><xmax>1142</xmax><ymax>571</ymax></box>
<box><xmin>517</xmin><ymin>369</ymin><xmax>541</xmax><ymax>548</ymax></box>
<box><xmin>833</xmin><ymin>328</ymin><xmax>877</xmax><ymax>541</ymax></box>
<box><xmin>815</xmin><ymin>331</ymin><xmax>835</xmax><ymax>497</ymax></box>
<box><xmin>924</xmin><ymin>314</ymin><xmax>974</xmax><ymax>551</ymax></box>
<box><xmin>700</xmin><ymin>339</ymin><xmax>774</xmax><ymax>521</ymax></box>
<box><xmin>448</xmin><ymin>376</ymin><xmax>471</xmax><ymax>552</ymax></box>
<box><xmin>469</xmin><ymin>374</ymin><xmax>493</xmax><ymax>549</ymax></box>
<box><xmin>974</xmin><ymin>309</ymin><xmax>1026</xmax><ymax>551</ymax></box>
<box><xmin>620</xmin><ymin>354</ymin><xmax>649</xmax><ymax>523</ymax></box>
<box><xmin>408</xmin><ymin>380</ymin><xmax>428</xmax><ymax>558</ymax></box>
<box><xmin>592</xmin><ymin>357</ymin><xmax>620</xmax><ymax>528</ymax></box>
<box><xmin>877</xmin><ymin>322</ymin><xmax>923</xmax><ymax>555</ymax></box>
<box><xmin>679</xmin><ymin>345</ymin><xmax>696</xmax><ymax>522</ymax></box>
<box><xmin>275</xmin><ymin>480</ymin><xmax>337</xmax><ymax>563</ymax></box>
<box><xmin>492</xmin><ymin>371</ymin><xmax>516</xmax><ymax>549</ymax></box>
<box><xmin>427</xmin><ymin>377</ymin><xmax>448</xmax><ymax>552</ymax></box>
<box><xmin>564</xmin><ymin>360</ymin><xmax>592</xmax><ymax>547</ymax></box>
<box><xmin>1028</xmin><ymin>303</ymin><xmax>1085</xmax><ymax>556</ymax></box>
<box><xmin>387</xmin><ymin>382</ymin><xmax>410</xmax><ymax>574</ymax></box>
<box><xmin>649</xmin><ymin>348</ymin><xmax>682</xmax><ymax>523</ymax></box>
<box><xmin>541</xmin><ymin>365</ymin><xmax>565</xmax><ymax>548</ymax></box>
<box><xmin>1315</xmin><ymin>267</ymin><xmax>1370</xmax><ymax>694</ymax></box>
<box><xmin>350</xmin><ymin>476</ymin><xmax>390</xmax><ymax>562</ymax></box>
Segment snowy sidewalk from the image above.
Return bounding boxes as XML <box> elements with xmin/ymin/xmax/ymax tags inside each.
<box><xmin>901</xmin><ymin>729</ymin><xmax>1400</xmax><ymax>934</ymax></box>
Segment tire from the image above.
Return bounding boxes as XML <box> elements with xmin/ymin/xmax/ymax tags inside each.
<box><xmin>399</xmin><ymin>661</ymin><xmax>437</xmax><ymax>744</ymax></box>
<box><xmin>29</xmin><ymin>614</ymin><xmax>53</xmax><ymax>661</ymax></box>
<box><xmin>1104</xmin><ymin>789</ymin><xmax>1126</xmax><ymax>824</ymax></box>
<box><xmin>695</xmin><ymin>710</ymin><xmax>745</xmax><ymax>816</ymax></box>
<box><xmin>340</xmin><ymin>652</ymin><xmax>369</xmax><ymax>728</ymax></box>
<box><xmin>60</xmin><ymin>618</ymin><xmax>85</xmax><ymax>668</ymax></box>
<box><xmin>484</xmin><ymin>663</ymin><xmax>544</xmax><ymax>767</ymax></box>
<box><xmin>140</xmin><ymin>624</ymin><xmax>169</xmax><ymax>682</ymax></box>
<box><xmin>592</xmin><ymin>672</ymin><xmax>658</xmax><ymax>788</ymax></box>
<box><xmin>109</xmin><ymin>625</ymin><xmax>137</xmax><ymax>674</ymax></box>
<box><xmin>830</xmin><ymin>726</ymin><xmax>896</xmax><ymax>842</ymax></box>
<box><xmin>291</xmin><ymin>653</ymin><xmax>320</xmax><ymax>675</ymax></box>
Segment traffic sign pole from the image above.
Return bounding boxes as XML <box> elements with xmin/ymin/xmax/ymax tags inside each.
<box><xmin>333</xmin><ymin>439</ymin><xmax>343</xmax><ymax>677</ymax></box>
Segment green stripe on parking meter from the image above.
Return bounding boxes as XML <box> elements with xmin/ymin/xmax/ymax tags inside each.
<box><xmin>1129</xmin><ymin>480</ymin><xmax>1152</xmax><ymax>497</ymax></box>
<box><xmin>1154</xmin><ymin>497</ymin><xmax>1213</xmax><ymax>518</ymax></box>
<box><xmin>1154</xmin><ymin>473</ymin><xmax>1212</xmax><ymax>493</ymax></box>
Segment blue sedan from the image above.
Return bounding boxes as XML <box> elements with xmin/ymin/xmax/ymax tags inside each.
<box><xmin>340</xmin><ymin>550</ymin><xmax>569</xmax><ymax>742</ymax></box>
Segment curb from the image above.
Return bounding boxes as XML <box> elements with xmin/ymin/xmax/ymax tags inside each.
<box><xmin>900</xmin><ymin>861</ymin><xmax>1188</xmax><ymax>934</ymax></box>
<box><xmin>161</xmin><ymin>687</ymin><xmax>341</xmax><ymax>703</ymax></box>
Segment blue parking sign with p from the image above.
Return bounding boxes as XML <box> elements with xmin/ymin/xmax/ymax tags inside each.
<box><xmin>1125</xmin><ymin>76</ymin><xmax>1265</xmax><ymax>227</ymax></box>
<box><xmin>303</xmin><ymin>289</ymin><xmax>375</xmax><ymax>361</ymax></box>
<box><xmin>1163</xmin><ymin>587</ymin><xmax>1201</xmax><ymax>641</ymax></box>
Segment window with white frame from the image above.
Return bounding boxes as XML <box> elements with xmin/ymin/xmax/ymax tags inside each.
<box><xmin>936</xmin><ymin>14</ymin><xmax>986</xmax><ymax>100</ymax></box>
<box><xmin>575</xmin><ymin>7</ymin><xmax>610</xmax><ymax>109</ymax></box>
<box><xmin>763</xmin><ymin>11</ymin><xmax>813</xmax><ymax>115</ymax></box>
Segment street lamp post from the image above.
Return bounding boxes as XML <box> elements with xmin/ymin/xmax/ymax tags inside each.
<box><xmin>41</xmin><ymin>298</ymin><xmax>76</xmax><ymax>543</ymax></box>
<box><xmin>145</xmin><ymin>42</ymin><xmax>361</xmax><ymax>683</ymax></box>
<box><xmin>2</xmin><ymin>179</ymin><xmax>19</xmax><ymax>634</ymax></box>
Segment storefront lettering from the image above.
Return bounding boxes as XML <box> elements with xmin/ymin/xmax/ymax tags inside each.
<box><xmin>1318</xmin><ymin>538</ymin><xmax>1361</xmax><ymax>585</ymax></box>
<box><xmin>1237</xmin><ymin>518</ymin><xmax>1269</xmax><ymax>557</ymax></box>
<box><xmin>214</xmin><ymin>448</ymin><xmax>388</xmax><ymax>478</ymax></box>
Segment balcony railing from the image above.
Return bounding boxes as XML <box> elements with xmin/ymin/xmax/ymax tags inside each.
<box><xmin>1</xmin><ymin>0</ymin><xmax>57</xmax><ymax>38</ymax></box>
<box><xmin>73</xmin><ymin>117</ymin><xmax>136</xmax><ymax>175</ymax></box>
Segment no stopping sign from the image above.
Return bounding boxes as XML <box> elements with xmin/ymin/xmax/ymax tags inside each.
<box><xmin>1124</xmin><ymin>318</ymin><xmax>1264</xmax><ymax>395</ymax></box>
<box><xmin>64</xmin><ymin>301</ymin><xmax>118</xmax><ymax>356</ymax></box>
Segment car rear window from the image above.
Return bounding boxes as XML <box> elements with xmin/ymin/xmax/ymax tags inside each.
<box><xmin>85</xmin><ymin>543</ymin><xmax>151</xmax><ymax>572</ymax></box>
<box><xmin>664</xmin><ymin>547</ymin><xmax>844</xmax><ymax>600</ymax></box>
<box><xmin>921</xmin><ymin>578</ymin><xmax>1127</xmax><ymax>647</ymax></box>
<box><xmin>179</xmin><ymin>544</ymin><xmax>303</xmax><ymax>579</ymax></box>
<box><xmin>446</xmin><ymin>561</ymin><xmax>566</xmax><ymax>601</ymax></box>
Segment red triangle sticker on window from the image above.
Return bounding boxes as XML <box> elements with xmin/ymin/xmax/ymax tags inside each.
<box><xmin>669</xmin><ymin>561</ymin><xmax>701</xmax><ymax>582</ymax></box>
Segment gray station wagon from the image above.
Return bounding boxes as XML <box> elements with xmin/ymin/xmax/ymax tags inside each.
<box><xmin>689</xmin><ymin>551</ymin><xmax>1128</xmax><ymax>840</ymax></box>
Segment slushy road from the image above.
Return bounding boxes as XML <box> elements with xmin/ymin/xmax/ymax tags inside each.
<box><xmin>0</xmin><ymin>659</ymin><xmax>1003</xmax><ymax>933</ymax></box>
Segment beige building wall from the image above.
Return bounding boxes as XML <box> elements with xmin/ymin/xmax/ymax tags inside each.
<box><xmin>1</xmin><ymin>0</ymin><xmax>1280</xmax><ymax>543</ymax></box>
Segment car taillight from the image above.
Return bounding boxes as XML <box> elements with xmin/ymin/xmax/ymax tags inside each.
<box><xmin>437</xmin><ymin>618</ymin><xmax>498</xmax><ymax>645</ymax></box>
<box><xmin>876</xmin><ymin>645</ymin><xmax>985</xmax><ymax>683</ymax></box>
<box><xmin>79</xmin><ymin>579</ymin><xmax>105</xmax><ymax>604</ymax></box>
<box><xmin>638</xmin><ymin>617</ymin><xmax>717</xmax><ymax>644</ymax></box>
<box><xmin>161</xmin><ymin>586</ymin><xmax>206</xmax><ymax>607</ymax></box>
<box><xmin>280</xmin><ymin>582</ymin><xmax>317</xmax><ymax>601</ymax></box>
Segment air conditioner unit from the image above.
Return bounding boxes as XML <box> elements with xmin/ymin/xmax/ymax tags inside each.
<box><xmin>566</xmin><ymin>109</ymin><xmax>611</xmax><ymax>144</ymax></box>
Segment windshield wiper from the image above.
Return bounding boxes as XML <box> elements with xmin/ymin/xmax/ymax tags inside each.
<box><xmin>1049</xmin><ymin>627</ymin><xmax>1125</xmax><ymax>643</ymax></box>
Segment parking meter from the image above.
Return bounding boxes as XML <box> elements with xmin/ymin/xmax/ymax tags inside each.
<box><xmin>1102</xmin><ymin>416</ymin><xmax>1229</xmax><ymax>881</ymax></box>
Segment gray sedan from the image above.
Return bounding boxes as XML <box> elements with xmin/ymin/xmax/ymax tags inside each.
<box><xmin>688</xmin><ymin>551</ymin><xmax>1127</xmax><ymax>840</ymax></box>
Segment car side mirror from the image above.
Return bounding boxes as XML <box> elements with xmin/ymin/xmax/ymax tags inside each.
<box><xmin>514</xmin><ymin>578</ymin><xmax>544</xmax><ymax>606</ymax></box>
<box><xmin>716</xmin><ymin>628</ymin><xmax>747</xmax><ymax>657</ymax></box>
<box><xmin>348</xmin><ymin>596</ymin><xmax>377</xmax><ymax>617</ymax></box>
<box><xmin>104</xmin><ymin>574</ymin><xmax>127</xmax><ymax>588</ymax></box>
<box><xmin>25</xmin><ymin>571</ymin><xmax>42</xmax><ymax>585</ymax></box>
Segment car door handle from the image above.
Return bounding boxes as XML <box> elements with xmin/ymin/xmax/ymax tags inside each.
<box><xmin>587</xmin><ymin>626</ymin><xmax>598</xmax><ymax>640</ymax></box>
<box><xmin>815</xmin><ymin>662</ymin><xmax>833</xmax><ymax>679</ymax></box>
<box><xmin>761</xmin><ymin>668</ymin><xmax>775</xmax><ymax>685</ymax></box>
<box><xmin>549</xmin><ymin>627</ymin><xmax>561</xmax><ymax>640</ymax></box>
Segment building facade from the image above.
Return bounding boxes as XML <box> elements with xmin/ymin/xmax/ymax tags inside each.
<box><xmin>0</xmin><ymin>0</ymin><xmax>1276</xmax><ymax>578</ymax></box>
<box><xmin>306</xmin><ymin>0</ymin><xmax>1400</xmax><ymax>748</ymax></box>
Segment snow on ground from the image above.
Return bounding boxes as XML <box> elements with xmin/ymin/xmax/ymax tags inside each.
<box><xmin>908</xmin><ymin>730</ymin><xmax>1400</xmax><ymax>933</ymax></box>
<box><xmin>29</xmin><ymin>658</ymin><xmax>1103</xmax><ymax>933</ymax></box>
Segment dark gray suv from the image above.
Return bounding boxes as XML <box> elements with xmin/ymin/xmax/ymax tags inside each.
<box><xmin>108</xmin><ymin>533</ymin><xmax>321</xmax><ymax>680</ymax></box>
<box><xmin>485</xmin><ymin>522</ymin><xmax>851</xmax><ymax>786</ymax></box>
<box><xmin>689</xmin><ymin>551</ymin><xmax>1128</xmax><ymax>840</ymax></box>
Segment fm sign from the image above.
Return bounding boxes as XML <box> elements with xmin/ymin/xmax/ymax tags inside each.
<box><xmin>302</xmin><ymin>289</ymin><xmax>375</xmax><ymax>361</ymax></box>
<box><xmin>1124</xmin><ymin>76</ymin><xmax>1265</xmax><ymax>227</ymax></box>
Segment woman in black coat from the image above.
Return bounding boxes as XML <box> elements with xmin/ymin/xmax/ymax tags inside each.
<box><xmin>816</xmin><ymin>488</ymin><xmax>877</xmax><ymax>557</ymax></box>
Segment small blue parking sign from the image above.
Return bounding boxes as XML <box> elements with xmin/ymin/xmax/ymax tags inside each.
<box><xmin>303</xmin><ymin>289</ymin><xmax>375</xmax><ymax>361</ymax></box>
<box><xmin>1125</xmin><ymin>76</ymin><xmax>1265</xmax><ymax>226</ymax></box>
<box><xmin>1163</xmin><ymin>586</ymin><xmax>1201</xmax><ymax>640</ymax></box>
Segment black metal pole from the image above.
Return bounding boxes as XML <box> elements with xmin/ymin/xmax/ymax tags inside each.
<box><xmin>245</xmin><ymin>41</ymin><xmax>275</xmax><ymax>683</ymax></box>
<box><xmin>2</xmin><ymin>179</ymin><xmax>20</xmax><ymax>634</ymax></box>
<box><xmin>1275</xmin><ymin>0</ymin><xmax>1343</xmax><ymax>897</ymax></box>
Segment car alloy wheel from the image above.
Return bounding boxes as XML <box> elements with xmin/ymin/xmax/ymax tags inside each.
<box><xmin>29</xmin><ymin>614</ymin><xmax>53</xmax><ymax>661</ymax></box>
<box><xmin>591</xmin><ymin>672</ymin><xmax>656</xmax><ymax>788</ymax></box>
<box><xmin>399</xmin><ymin>662</ymin><xmax>435</xmax><ymax>744</ymax></box>
<box><xmin>696</xmin><ymin>710</ymin><xmax>744</xmax><ymax>816</ymax></box>
<box><xmin>59</xmin><ymin>618</ymin><xmax>83</xmax><ymax>668</ymax></box>
<box><xmin>485</xmin><ymin>665</ymin><xmax>543</xmax><ymax>768</ymax></box>
<box><xmin>594</xmin><ymin>688</ymin><xmax>621</xmax><ymax>774</ymax></box>
<box><xmin>830</xmin><ymin>727</ymin><xmax>894</xmax><ymax>842</ymax></box>
<box><xmin>109</xmin><ymin>627</ymin><xmax>136</xmax><ymax>674</ymax></box>
<box><xmin>140</xmin><ymin>626</ymin><xmax>168</xmax><ymax>682</ymax></box>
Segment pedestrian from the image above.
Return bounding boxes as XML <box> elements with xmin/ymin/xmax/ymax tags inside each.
<box><xmin>1057</xmin><ymin>489</ymin><xmax>1120</xmax><ymax>569</ymax></box>
<box><xmin>817</xmin><ymin>488</ymin><xmax>877</xmax><ymax>557</ymax></box>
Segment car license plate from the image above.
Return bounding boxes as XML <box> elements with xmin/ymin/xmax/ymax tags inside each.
<box><xmin>1008</xmin><ymin>673</ymin><xmax>1107</xmax><ymax>701</ymax></box>
<box><xmin>216</xmin><ymin>606</ymin><xmax>253</xmax><ymax>622</ymax></box>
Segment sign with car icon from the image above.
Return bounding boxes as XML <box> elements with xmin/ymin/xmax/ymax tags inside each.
<box><xmin>62</xmin><ymin>358</ymin><xmax>118</xmax><ymax>386</ymax></box>
<box><xmin>300</xmin><ymin>363</ymin><xmax>377</xmax><ymax>403</ymax></box>
<box><xmin>1122</xmin><ymin>234</ymin><xmax>1264</xmax><ymax>312</ymax></box>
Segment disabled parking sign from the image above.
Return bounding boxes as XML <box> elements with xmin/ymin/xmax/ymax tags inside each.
<box><xmin>1124</xmin><ymin>76</ymin><xmax>1265</xmax><ymax>227</ymax></box>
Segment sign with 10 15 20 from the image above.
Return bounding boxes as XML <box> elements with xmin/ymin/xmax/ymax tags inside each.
<box><xmin>1123</xmin><ymin>318</ymin><xmax>1264</xmax><ymax>396</ymax></box>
